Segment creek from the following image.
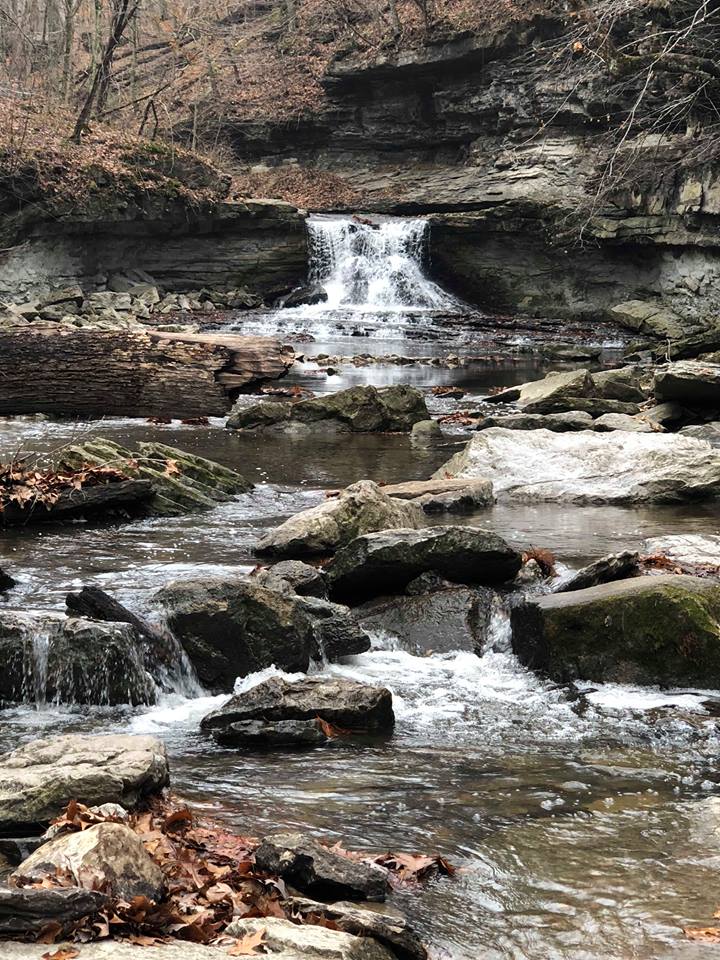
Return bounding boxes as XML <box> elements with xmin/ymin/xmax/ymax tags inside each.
<box><xmin>1</xmin><ymin>216</ymin><xmax>719</xmax><ymax>959</ymax></box>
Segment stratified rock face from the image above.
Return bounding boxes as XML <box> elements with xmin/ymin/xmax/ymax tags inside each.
<box><xmin>155</xmin><ymin>576</ymin><xmax>369</xmax><ymax>691</ymax></box>
<box><xmin>254</xmin><ymin>833</ymin><xmax>390</xmax><ymax>902</ymax></box>
<box><xmin>0</xmin><ymin>886</ymin><xmax>108</xmax><ymax>936</ymax></box>
<box><xmin>253</xmin><ymin>480</ymin><xmax>424</xmax><ymax>559</ymax></box>
<box><xmin>227</xmin><ymin>385</ymin><xmax>429</xmax><ymax>432</ymax></box>
<box><xmin>654</xmin><ymin>360</ymin><xmax>720</xmax><ymax>407</ymax></box>
<box><xmin>201</xmin><ymin>676</ymin><xmax>394</xmax><ymax>734</ymax></box>
<box><xmin>0</xmin><ymin>611</ymin><xmax>156</xmax><ymax>707</ymax></box>
<box><xmin>0</xmin><ymin>734</ymin><xmax>169</xmax><ymax>829</ymax></box>
<box><xmin>434</xmin><ymin>428</ymin><xmax>720</xmax><ymax>503</ymax></box>
<box><xmin>13</xmin><ymin>822</ymin><xmax>165</xmax><ymax>901</ymax></box>
<box><xmin>511</xmin><ymin>575</ymin><xmax>720</xmax><ymax>686</ymax></box>
<box><xmin>0</xmin><ymin>199</ymin><xmax>307</xmax><ymax>302</ymax></box>
<box><xmin>326</xmin><ymin>526</ymin><xmax>522</xmax><ymax>602</ymax></box>
<box><xmin>226</xmin><ymin>918</ymin><xmax>396</xmax><ymax>960</ymax></box>
<box><xmin>61</xmin><ymin>438</ymin><xmax>252</xmax><ymax>518</ymax></box>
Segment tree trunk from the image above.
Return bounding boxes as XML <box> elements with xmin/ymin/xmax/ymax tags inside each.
<box><xmin>0</xmin><ymin>328</ymin><xmax>296</xmax><ymax>418</ymax></box>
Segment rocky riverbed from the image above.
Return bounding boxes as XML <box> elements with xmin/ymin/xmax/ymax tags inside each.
<box><xmin>1</xmin><ymin>216</ymin><xmax>720</xmax><ymax>960</ymax></box>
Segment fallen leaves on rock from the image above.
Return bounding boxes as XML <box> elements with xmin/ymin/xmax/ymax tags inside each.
<box><xmin>316</xmin><ymin>717</ymin><xmax>353</xmax><ymax>738</ymax></box>
<box><xmin>685</xmin><ymin>926</ymin><xmax>720</xmax><ymax>942</ymax></box>
<box><xmin>41</xmin><ymin>949</ymin><xmax>79</xmax><ymax>960</ymax></box>
<box><xmin>227</xmin><ymin>929</ymin><xmax>267</xmax><ymax>955</ymax></box>
<box><xmin>12</xmin><ymin>797</ymin><xmax>451</xmax><ymax>947</ymax></box>
<box><xmin>0</xmin><ymin>459</ymin><xmax>131</xmax><ymax>518</ymax></box>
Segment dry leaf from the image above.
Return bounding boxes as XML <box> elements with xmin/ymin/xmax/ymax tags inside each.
<box><xmin>685</xmin><ymin>927</ymin><xmax>720</xmax><ymax>942</ymax></box>
<box><xmin>227</xmin><ymin>929</ymin><xmax>267</xmax><ymax>955</ymax></box>
<box><xmin>42</xmin><ymin>949</ymin><xmax>79</xmax><ymax>960</ymax></box>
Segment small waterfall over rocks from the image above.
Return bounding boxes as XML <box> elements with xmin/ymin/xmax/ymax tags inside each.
<box><xmin>305</xmin><ymin>215</ymin><xmax>461</xmax><ymax>313</ymax></box>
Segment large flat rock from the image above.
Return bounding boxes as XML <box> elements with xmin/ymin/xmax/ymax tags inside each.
<box><xmin>434</xmin><ymin>428</ymin><xmax>720</xmax><ymax>503</ymax></box>
<box><xmin>0</xmin><ymin>734</ymin><xmax>169</xmax><ymax>830</ymax></box>
<box><xmin>655</xmin><ymin>360</ymin><xmax>720</xmax><ymax>406</ymax></box>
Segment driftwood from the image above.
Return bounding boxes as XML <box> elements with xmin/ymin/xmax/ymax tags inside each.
<box><xmin>0</xmin><ymin>479</ymin><xmax>153</xmax><ymax>525</ymax></box>
<box><xmin>0</xmin><ymin>327</ymin><xmax>295</xmax><ymax>418</ymax></box>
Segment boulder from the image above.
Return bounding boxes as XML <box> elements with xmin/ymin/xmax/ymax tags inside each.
<box><xmin>358</xmin><ymin>586</ymin><xmax>494</xmax><ymax>655</ymax></box>
<box><xmin>253</xmin><ymin>481</ymin><xmax>423</xmax><ymax>559</ymax></box>
<box><xmin>13</xmin><ymin>821</ymin><xmax>165</xmax><ymax>900</ymax></box>
<box><xmin>642</xmin><ymin>401</ymin><xmax>686</xmax><ymax>427</ymax></box>
<box><xmin>254</xmin><ymin>832</ymin><xmax>390</xmax><ymax>901</ymax></box>
<box><xmin>0</xmin><ymin>611</ymin><xmax>156</xmax><ymax>707</ymax></box>
<box><xmin>593</xmin><ymin>413</ymin><xmax>654</xmax><ymax>432</ymax></box>
<box><xmin>212</xmin><ymin>718</ymin><xmax>329</xmax><ymax>749</ymax></box>
<box><xmin>433</xmin><ymin>428</ymin><xmax>720</xmax><ymax>503</ymax></box>
<box><xmin>511</xmin><ymin>575</ymin><xmax>720</xmax><ymax>686</ymax></box>
<box><xmin>201</xmin><ymin>676</ymin><xmax>394</xmax><ymax>735</ymax></box>
<box><xmin>0</xmin><ymin>567</ymin><xmax>16</xmax><ymax>592</ymax></box>
<box><xmin>592</xmin><ymin>365</ymin><xmax>652</xmax><ymax>403</ymax></box>
<box><xmin>155</xmin><ymin>576</ymin><xmax>370</xmax><ymax>691</ymax></box>
<box><xmin>37</xmin><ymin>285</ymin><xmax>84</xmax><ymax>310</ymax></box>
<box><xmin>279</xmin><ymin>283</ymin><xmax>328</xmax><ymax>308</ymax></box>
<box><xmin>277</xmin><ymin>897</ymin><xmax>428</xmax><ymax>960</ymax></box>
<box><xmin>0</xmin><ymin>734</ymin><xmax>168</xmax><ymax>829</ymax></box>
<box><xmin>326</xmin><ymin>526</ymin><xmax>522</xmax><ymax>602</ymax></box>
<box><xmin>252</xmin><ymin>560</ymin><xmax>328</xmax><ymax>598</ymax></box>
<box><xmin>679</xmin><ymin>422</ymin><xmax>720</xmax><ymax>446</ymax></box>
<box><xmin>380</xmin><ymin>478</ymin><xmax>494</xmax><ymax>512</ymax></box>
<box><xmin>226</xmin><ymin>918</ymin><xmax>396</xmax><ymax>959</ymax></box>
<box><xmin>654</xmin><ymin>360</ymin><xmax>720</xmax><ymax>407</ymax></box>
<box><xmin>610</xmin><ymin>299</ymin><xmax>687</xmax><ymax>339</ymax></box>
<box><xmin>227</xmin><ymin>385</ymin><xmax>429</xmax><ymax>433</ymax></box>
<box><xmin>644</xmin><ymin>535</ymin><xmax>720</xmax><ymax>570</ymax></box>
<box><xmin>476</xmin><ymin>411</ymin><xmax>593</xmax><ymax>432</ymax></box>
<box><xmin>555</xmin><ymin>551</ymin><xmax>640</xmax><ymax>592</ymax></box>
<box><xmin>485</xmin><ymin>368</ymin><xmax>594</xmax><ymax>414</ymax></box>
<box><xmin>0</xmin><ymin>886</ymin><xmax>108</xmax><ymax>935</ymax></box>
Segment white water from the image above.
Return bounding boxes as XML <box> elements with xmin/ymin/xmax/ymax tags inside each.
<box><xmin>303</xmin><ymin>215</ymin><xmax>461</xmax><ymax>313</ymax></box>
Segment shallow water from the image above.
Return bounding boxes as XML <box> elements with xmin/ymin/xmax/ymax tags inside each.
<box><xmin>2</xmin><ymin>252</ymin><xmax>720</xmax><ymax>958</ymax></box>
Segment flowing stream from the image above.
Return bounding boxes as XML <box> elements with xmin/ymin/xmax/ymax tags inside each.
<box><xmin>1</xmin><ymin>216</ymin><xmax>720</xmax><ymax>958</ymax></box>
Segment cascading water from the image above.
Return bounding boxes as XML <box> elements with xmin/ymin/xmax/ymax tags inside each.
<box><xmin>304</xmin><ymin>215</ymin><xmax>461</xmax><ymax>313</ymax></box>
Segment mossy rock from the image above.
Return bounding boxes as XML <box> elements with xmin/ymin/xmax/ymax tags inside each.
<box><xmin>511</xmin><ymin>574</ymin><xmax>720</xmax><ymax>686</ymax></box>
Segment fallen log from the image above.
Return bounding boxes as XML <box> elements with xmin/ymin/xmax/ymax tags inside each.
<box><xmin>0</xmin><ymin>327</ymin><xmax>295</xmax><ymax>418</ymax></box>
<box><xmin>0</xmin><ymin>478</ymin><xmax>153</xmax><ymax>525</ymax></box>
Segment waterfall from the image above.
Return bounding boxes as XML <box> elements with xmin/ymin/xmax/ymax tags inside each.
<box><xmin>305</xmin><ymin>215</ymin><xmax>460</xmax><ymax>313</ymax></box>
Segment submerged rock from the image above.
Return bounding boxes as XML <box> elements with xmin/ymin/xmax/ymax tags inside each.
<box><xmin>654</xmin><ymin>360</ymin><xmax>720</xmax><ymax>406</ymax></box>
<box><xmin>326</xmin><ymin>526</ymin><xmax>521</xmax><ymax>602</ymax></box>
<box><xmin>254</xmin><ymin>832</ymin><xmax>390</xmax><ymax>902</ymax></box>
<box><xmin>0</xmin><ymin>886</ymin><xmax>108</xmax><ymax>936</ymax></box>
<box><xmin>555</xmin><ymin>551</ymin><xmax>640</xmax><ymax>593</ymax></box>
<box><xmin>227</xmin><ymin>384</ymin><xmax>429</xmax><ymax>432</ymax></box>
<box><xmin>434</xmin><ymin>428</ymin><xmax>720</xmax><ymax>503</ymax></box>
<box><xmin>13</xmin><ymin>821</ymin><xmax>165</xmax><ymax>900</ymax></box>
<box><xmin>0</xmin><ymin>734</ymin><xmax>168</xmax><ymax>829</ymax></box>
<box><xmin>60</xmin><ymin>438</ymin><xmax>252</xmax><ymax>518</ymax></box>
<box><xmin>156</xmin><ymin>576</ymin><xmax>369</xmax><ymax>691</ymax></box>
<box><xmin>201</xmin><ymin>676</ymin><xmax>394</xmax><ymax>736</ymax></box>
<box><xmin>512</xmin><ymin>575</ymin><xmax>720</xmax><ymax>686</ymax></box>
<box><xmin>0</xmin><ymin>611</ymin><xmax>155</xmax><ymax>707</ymax></box>
<box><xmin>253</xmin><ymin>480</ymin><xmax>423</xmax><ymax>559</ymax></box>
<box><xmin>226</xmin><ymin>917</ymin><xmax>396</xmax><ymax>959</ymax></box>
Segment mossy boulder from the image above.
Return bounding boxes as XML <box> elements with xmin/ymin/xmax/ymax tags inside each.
<box><xmin>511</xmin><ymin>574</ymin><xmax>720</xmax><ymax>686</ymax></box>
<box><xmin>227</xmin><ymin>384</ymin><xmax>429</xmax><ymax>432</ymax></box>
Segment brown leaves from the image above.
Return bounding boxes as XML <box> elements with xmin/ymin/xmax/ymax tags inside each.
<box><xmin>0</xmin><ymin>458</ymin><xmax>131</xmax><ymax>519</ymax></box>
<box><xmin>227</xmin><ymin>929</ymin><xmax>267</xmax><ymax>955</ymax></box>
<box><xmin>41</xmin><ymin>949</ymin><xmax>79</xmax><ymax>960</ymax></box>
<box><xmin>316</xmin><ymin>716</ymin><xmax>352</xmax><ymax>738</ymax></box>
<box><xmin>685</xmin><ymin>927</ymin><xmax>720</xmax><ymax>942</ymax></box>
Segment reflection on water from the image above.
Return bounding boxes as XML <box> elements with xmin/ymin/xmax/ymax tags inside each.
<box><xmin>0</xmin><ymin>323</ymin><xmax>719</xmax><ymax>959</ymax></box>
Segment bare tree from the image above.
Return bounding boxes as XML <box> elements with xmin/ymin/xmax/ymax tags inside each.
<box><xmin>71</xmin><ymin>0</ymin><xmax>141</xmax><ymax>142</ymax></box>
